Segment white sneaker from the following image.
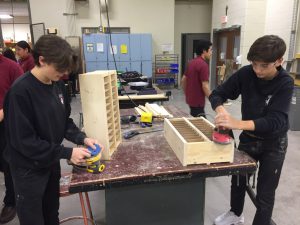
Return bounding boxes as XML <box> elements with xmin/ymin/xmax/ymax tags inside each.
<box><xmin>214</xmin><ymin>211</ymin><xmax>244</xmax><ymax>225</ymax></box>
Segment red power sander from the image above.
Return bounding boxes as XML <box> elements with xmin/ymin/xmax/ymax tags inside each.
<box><xmin>212</xmin><ymin>127</ymin><xmax>233</xmax><ymax>145</ymax></box>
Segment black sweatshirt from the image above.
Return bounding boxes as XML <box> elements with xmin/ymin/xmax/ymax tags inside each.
<box><xmin>209</xmin><ymin>65</ymin><xmax>294</xmax><ymax>140</ymax></box>
<box><xmin>3</xmin><ymin>72</ymin><xmax>86</xmax><ymax>169</ymax></box>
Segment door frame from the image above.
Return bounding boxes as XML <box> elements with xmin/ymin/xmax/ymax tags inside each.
<box><xmin>181</xmin><ymin>33</ymin><xmax>210</xmax><ymax>79</ymax></box>
<box><xmin>211</xmin><ymin>25</ymin><xmax>241</xmax><ymax>89</ymax></box>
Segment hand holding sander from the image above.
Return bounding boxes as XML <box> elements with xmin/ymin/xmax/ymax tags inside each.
<box><xmin>212</xmin><ymin>127</ymin><xmax>233</xmax><ymax>145</ymax></box>
<box><xmin>73</xmin><ymin>144</ymin><xmax>106</xmax><ymax>174</ymax></box>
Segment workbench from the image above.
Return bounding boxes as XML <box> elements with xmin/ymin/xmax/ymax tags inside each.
<box><xmin>118</xmin><ymin>84</ymin><xmax>169</xmax><ymax>109</ymax></box>
<box><xmin>69</xmin><ymin>106</ymin><xmax>256</xmax><ymax>225</ymax></box>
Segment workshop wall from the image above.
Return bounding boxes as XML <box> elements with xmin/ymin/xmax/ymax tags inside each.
<box><xmin>212</xmin><ymin>0</ymin><xmax>267</xmax><ymax>66</ymax></box>
<box><xmin>174</xmin><ymin>0</ymin><xmax>212</xmax><ymax>76</ymax></box>
<box><xmin>28</xmin><ymin>0</ymin><xmax>175</xmax><ymax>56</ymax></box>
<box><xmin>212</xmin><ymin>0</ymin><xmax>299</xmax><ymax>66</ymax></box>
<box><xmin>265</xmin><ymin>0</ymin><xmax>300</xmax><ymax>58</ymax></box>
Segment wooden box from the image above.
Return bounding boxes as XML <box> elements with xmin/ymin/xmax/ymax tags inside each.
<box><xmin>164</xmin><ymin>117</ymin><xmax>234</xmax><ymax>166</ymax></box>
<box><xmin>79</xmin><ymin>70</ymin><xmax>121</xmax><ymax>160</ymax></box>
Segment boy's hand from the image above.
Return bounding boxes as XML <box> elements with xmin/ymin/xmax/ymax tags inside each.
<box><xmin>215</xmin><ymin>112</ymin><xmax>240</xmax><ymax>130</ymax></box>
<box><xmin>83</xmin><ymin>137</ymin><xmax>98</xmax><ymax>150</ymax></box>
<box><xmin>0</xmin><ymin>109</ymin><xmax>3</xmax><ymax>122</ymax></box>
<box><xmin>70</xmin><ymin>147</ymin><xmax>91</xmax><ymax>165</ymax></box>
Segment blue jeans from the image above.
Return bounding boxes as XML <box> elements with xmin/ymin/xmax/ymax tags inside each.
<box><xmin>230</xmin><ymin>132</ymin><xmax>287</xmax><ymax>225</ymax></box>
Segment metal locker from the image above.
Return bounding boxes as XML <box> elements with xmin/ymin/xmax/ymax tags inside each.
<box><xmin>131</xmin><ymin>61</ymin><xmax>142</xmax><ymax>73</ymax></box>
<box><xmin>85</xmin><ymin>62</ymin><xmax>98</xmax><ymax>72</ymax></box>
<box><xmin>141</xmin><ymin>61</ymin><xmax>152</xmax><ymax>77</ymax></box>
<box><xmin>82</xmin><ymin>34</ymin><xmax>97</xmax><ymax>62</ymax></box>
<box><xmin>118</xmin><ymin>34</ymin><xmax>130</xmax><ymax>62</ymax></box>
<box><xmin>117</xmin><ymin>62</ymin><xmax>131</xmax><ymax>73</ymax></box>
<box><xmin>130</xmin><ymin>34</ymin><xmax>141</xmax><ymax>61</ymax></box>
<box><xmin>108</xmin><ymin>61</ymin><xmax>118</xmax><ymax>71</ymax></box>
<box><xmin>94</xmin><ymin>34</ymin><xmax>108</xmax><ymax>62</ymax></box>
<box><xmin>107</xmin><ymin>34</ymin><xmax>120</xmax><ymax>62</ymax></box>
<box><xmin>141</xmin><ymin>34</ymin><xmax>152</xmax><ymax>61</ymax></box>
<box><xmin>96</xmin><ymin>62</ymin><xmax>108</xmax><ymax>70</ymax></box>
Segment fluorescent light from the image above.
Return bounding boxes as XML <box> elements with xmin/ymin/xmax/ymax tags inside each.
<box><xmin>0</xmin><ymin>15</ymin><xmax>13</xmax><ymax>19</ymax></box>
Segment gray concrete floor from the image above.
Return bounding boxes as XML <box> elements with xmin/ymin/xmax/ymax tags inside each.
<box><xmin>1</xmin><ymin>88</ymin><xmax>299</xmax><ymax>225</ymax></box>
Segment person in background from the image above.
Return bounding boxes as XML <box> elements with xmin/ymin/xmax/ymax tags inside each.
<box><xmin>181</xmin><ymin>39</ymin><xmax>212</xmax><ymax>117</ymax></box>
<box><xmin>3</xmin><ymin>48</ymin><xmax>17</xmax><ymax>62</ymax></box>
<box><xmin>15</xmin><ymin>40</ymin><xmax>35</xmax><ymax>73</ymax></box>
<box><xmin>4</xmin><ymin>35</ymin><xmax>99</xmax><ymax>225</ymax></box>
<box><xmin>210</xmin><ymin>35</ymin><xmax>293</xmax><ymax>225</ymax></box>
<box><xmin>0</xmin><ymin>52</ymin><xmax>23</xmax><ymax>223</ymax></box>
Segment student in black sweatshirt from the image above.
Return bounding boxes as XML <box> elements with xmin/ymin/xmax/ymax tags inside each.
<box><xmin>210</xmin><ymin>35</ymin><xmax>294</xmax><ymax>225</ymax></box>
<box><xmin>3</xmin><ymin>35</ymin><xmax>98</xmax><ymax>225</ymax></box>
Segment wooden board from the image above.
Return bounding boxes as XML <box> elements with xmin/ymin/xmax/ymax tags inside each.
<box><xmin>164</xmin><ymin>117</ymin><xmax>234</xmax><ymax>166</ymax></box>
<box><xmin>79</xmin><ymin>70</ymin><xmax>122</xmax><ymax>160</ymax></box>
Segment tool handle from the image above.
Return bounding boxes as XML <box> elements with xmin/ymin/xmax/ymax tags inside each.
<box><xmin>123</xmin><ymin>130</ymin><xmax>139</xmax><ymax>139</ymax></box>
<box><xmin>87</xmin><ymin>144</ymin><xmax>101</xmax><ymax>157</ymax></box>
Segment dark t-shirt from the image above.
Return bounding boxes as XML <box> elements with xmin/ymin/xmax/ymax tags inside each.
<box><xmin>185</xmin><ymin>56</ymin><xmax>209</xmax><ymax>107</ymax></box>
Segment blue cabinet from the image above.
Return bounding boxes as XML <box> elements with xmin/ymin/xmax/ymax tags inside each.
<box><xmin>83</xmin><ymin>34</ymin><xmax>97</xmax><ymax>62</ymax></box>
<box><xmin>130</xmin><ymin>34</ymin><xmax>141</xmax><ymax>61</ymax></box>
<box><xmin>141</xmin><ymin>34</ymin><xmax>152</xmax><ymax>61</ymax></box>
<box><xmin>94</xmin><ymin>34</ymin><xmax>108</xmax><ymax>62</ymax></box>
<box><xmin>83</xmin><ymin>33</ymin><xmax>152</xmax><ymax>76</ymax></box>
<box><xmin>118</xmin><ymin>34</ymin><xmax>130</xmax><ymax>62</ymax></box>
<box><xmin>141</xmin><ymin>61</ymin><xmax>152</xmax><ymax>77</ymax></box>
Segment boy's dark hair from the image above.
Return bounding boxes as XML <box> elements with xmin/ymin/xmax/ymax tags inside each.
<box><xmin>32</xmin><ymin>35</ymin><xmax>78</xmax><ymax>73</ymax></box>
<box><xmin>195</xmin><ymin>39</ymin><xmax>212</xmax><ymax>56</ymax></box>
<box><xmin>247</xmin><ymin>35</ymin><xmax>286</xmax><ymax>63</ymax></box>
<box><xmin>16</xmin><ymin>41</ymin><xmax>31</xmax><ymax>52</ymax></box>
<box><xmin>3</xmin><ymin>48</ymin><xmax>17</xmax><ymax>62</ymax></box>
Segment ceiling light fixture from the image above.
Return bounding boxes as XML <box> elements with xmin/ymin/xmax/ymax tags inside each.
<box><xmin>0</xmin><ymin>14</ymin><xmax>13</xmax><ymax>19</ymax></box>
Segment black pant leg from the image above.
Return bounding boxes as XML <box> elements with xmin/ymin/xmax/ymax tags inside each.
<box><xmin>189</xmin><ymin>106</ymin><xmax>206</xmax><ymax>118</ymax></box>
<box><xmin>230</xmin><ymin>140</ymin><xmax>260</xmax><ymax>216</ymax></box>
<box><xmin>252</xmin><ymin>136</ymin><xmax>287</xmax><ymax>225</ymax></box>
<box><xmin>0</xmin><ymin>122</ymin><xmax>15</xmax><ymax>206</ymax></box>
<box><xmin>43</xmin><ymin>164</ymin><xmax>61</xmax><ymax>225</ymax></box>
<box><xmin>10</xmin><ymin>166</ymin><xmax>50</xmax><ymax>225</ymax></box>
<box><xmin>230</xmin><ymin>174</ymin><xmax>248</xmax><ymax>216</ymax></box>
<box><xmin>3</xmin><ymin>161</ymin><xmax>15</xmax><ymax>206</ymax></box>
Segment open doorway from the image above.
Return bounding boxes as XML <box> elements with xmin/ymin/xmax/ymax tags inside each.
<box><xmin>211</xmin><ymin>26</ymin><xmax>241</xmax><ymax>89</ymax></box>
<box><xmin>181</xmin><ymin>33</ymin><xmax>210</xmax><ymax>77</ymax></box>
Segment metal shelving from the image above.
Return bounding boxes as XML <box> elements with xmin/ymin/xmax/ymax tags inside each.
<box><xmin>153</xmin><ymin>54</ymin><xmax>179</xmax><ymax>88</ymax></box>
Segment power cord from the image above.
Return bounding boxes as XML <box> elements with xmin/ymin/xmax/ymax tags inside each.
<box><xmin>104</xmin><ymin>0</ymin><xmax>145</xmax><ymax>111</ymax></box>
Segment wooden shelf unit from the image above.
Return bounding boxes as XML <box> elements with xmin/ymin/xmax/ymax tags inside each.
<box><xmin>79</xmin><ymin>70</ymin><xmax>121</xmax><ymax>160</ymax></box>
<box><xmin>164</xmin><ymin>117</ymin><xmax>234</xmax><ymax>166</ymax></box>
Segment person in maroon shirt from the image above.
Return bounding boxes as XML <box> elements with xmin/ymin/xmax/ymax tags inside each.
<box><xmin>181</xmin><ymin>39</ymin><xmax>213</xmax><ymax>117</ymax></box>
<box><xmin>15</xmin><ymin>40</ymin><xmax>35</xmax><ymax>73</ymax></box>
<box><xmin>0</xmin><ymin>54</ymin><xmax>23</xmax><ymax>223</ymax></box>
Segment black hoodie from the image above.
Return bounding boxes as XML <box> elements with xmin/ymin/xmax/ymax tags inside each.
<box><xmin>209</xmin><ymin>65</ymin><xmax>294</xmax><ymax>140</ymax></box>
<box><xmin>3</xmin><ymin>72</ymin><xmax>86</xmax><ymax>169</ymax></box>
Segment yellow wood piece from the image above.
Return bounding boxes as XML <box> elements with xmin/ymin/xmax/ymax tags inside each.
<box><xmin>145</xmin><ymin>103</ymin><xmax>173</xmax><ymax>118</ymax></box>
<box><xmin>295</xmin><ymin>79</ymin><xmax>300</xmax><ymax>86</ymax></box>
<box><xmin>295</xmin><ymin>53</ymin><xmax>300</xmax><ymax>59</ymax></box>
<box><xmin>140</xmin><ymin>112</ymin><xmax>153</xmax><ymax>123</ymax></box>
<box><xmin>164</xmin><ymin>117</ymin><xmax>234</xmax><ymax>166</ymax></box>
